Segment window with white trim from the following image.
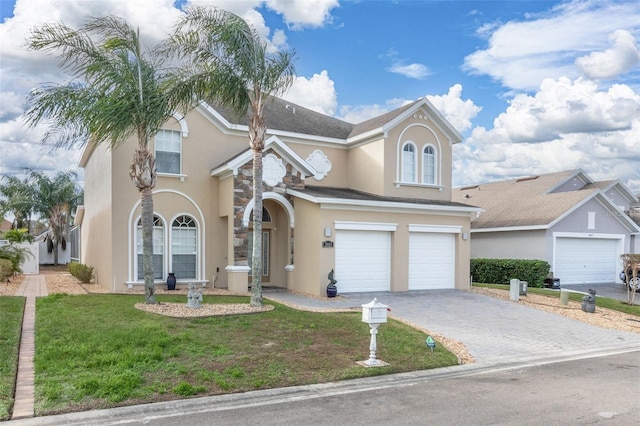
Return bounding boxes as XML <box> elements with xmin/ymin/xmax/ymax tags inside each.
<box><xmin>401</xmin><ymin>142</ymin><xmax>417</xmax><ymax>183</ymax></box>
<box><xmin>155</xmin><ymin>129</ymin><xmax>181</xmax><ymax>174</ymax></box>
<box><xmin>171</xmin><ymin>215</ymin><xmax>197</xmax><ymax>279</ymax></box>
<box><xmin>136</xmin><ymin>215</ymin><xmax>164</xmax><ymax>280</ymax></box>
<box><xmin>422</xmin><ymin>145</ymin><xmax>436</xmax><ymax>184</ymax></box>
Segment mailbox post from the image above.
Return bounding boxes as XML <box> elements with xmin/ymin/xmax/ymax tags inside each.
<box><xmin>360</xmin><ymin>298</ymin><xmax>389</xmax><ymax>367</ymax></box>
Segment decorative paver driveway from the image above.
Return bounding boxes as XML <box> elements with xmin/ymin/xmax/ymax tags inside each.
<box><xmin>265</xmin><ymin>289</ymin><xmax>640</xmax><ymax>364</ymax></box>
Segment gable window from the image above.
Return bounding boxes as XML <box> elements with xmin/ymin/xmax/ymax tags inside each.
<box><xmin>422</xmin><ymin>145</ymin><xmax>436</xmax><ymax>184</ymax></box>
<box><xmin>136</xmin><ymin>215</ymin><xmax>164</xmax><ymax>280</ymax></box>
<box><xmin>171</xmin><ymin>215</ymin><xmax>197</xmax><ymax>279</ymax></box>
<box><xmin>155</xmin><ymin>129</ymin><xmax>181</xmax><ymax>174</ymax></box>
<box><xmin>401</xmin><ymin>142</ymin><xmax>417</xmax><ymax>183</ymax></box>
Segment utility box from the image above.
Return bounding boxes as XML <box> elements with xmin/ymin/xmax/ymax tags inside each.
<box><xmin>509</xmin><ymin>279</ymin><xmax>520</xmax><ymax>301</ymax></box>
<box><xmin>362</xmin><ymin>298</ymin><xmax>388</xmax><ymax>324</ymax></box>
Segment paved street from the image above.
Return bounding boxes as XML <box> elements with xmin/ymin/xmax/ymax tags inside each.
<box><xmin>8</xmin><ymin>349</ymin><xmax>639</xmax><ymax>425</ymax></box>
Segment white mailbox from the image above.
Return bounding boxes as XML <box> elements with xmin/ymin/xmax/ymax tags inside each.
<box><xmin>361</xmin><ymin>298</ymin><xmax>388</xmax><ymax>324</ymax></box>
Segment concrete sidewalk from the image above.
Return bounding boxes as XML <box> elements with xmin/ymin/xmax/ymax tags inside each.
<box><xmin>11</xmin><ymin>274</ymin><xmax>48</xmax><ymax>420</ymax></box>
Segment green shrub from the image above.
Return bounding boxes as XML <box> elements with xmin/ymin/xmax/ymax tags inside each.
<box><xmin>68</xmin><ymin>262</ymin><xmax>94</xmax><ymax>283</ymax></box>
<box><xmin>471</xmin><ymin>258</ymin><xmax>550</xmax><ymax>288</ymax></box>
<box><xmin>0</xmin><ymin>259</ymin><xmax>12</xmax><ymax>282</ymax></box>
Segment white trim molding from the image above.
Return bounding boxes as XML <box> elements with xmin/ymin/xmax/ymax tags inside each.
<box><xmin>408</xmin><ymin>224</ymin><xmax>462</xmax><ymax>234</ymax></box>
<box><xmin>334</xmin><ymin>221</ymin><xmax>398</xmax><ymax>232</ymax></box>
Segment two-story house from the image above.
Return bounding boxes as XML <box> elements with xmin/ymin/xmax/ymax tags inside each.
<box><xmin>76</xmin><ymin>96</ymin><xmax>481</xmax><ymax>296</ymax></box>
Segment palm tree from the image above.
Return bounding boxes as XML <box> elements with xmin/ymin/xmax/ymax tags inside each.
<box><xmin>24</xmin><ymin>16</ymin><xmax>195</xmax><ymax>303</ymax></box>
<box><xmin>28</xmin><ymin>170</ymin><xmax>83</xmax><ymax>266</ymax></box>
<box><xmin>166</xmin><ymin>6</ymin><xmax>296</xmax><ymax>307</ymax></box>
<box><xmin>0</xmin><ymin>174</ymin><xmax>35</xmax><ymax>232</ymax></box>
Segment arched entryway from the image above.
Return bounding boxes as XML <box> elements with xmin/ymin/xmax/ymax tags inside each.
<box><xmin>243</xmin><ymin>194</ymin><xmax>294</xmax><ymax>289</ymax></box>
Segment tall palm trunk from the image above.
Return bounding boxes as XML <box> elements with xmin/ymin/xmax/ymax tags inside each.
<box><xmin>249</xmin><ymin>101</ymin><xmax>266</xmax><ymax>307</ymax></box>
<box><xmin>131</xmin><ymin>147</ymin><xmax>157</xmax><ymax>304</ymax></box>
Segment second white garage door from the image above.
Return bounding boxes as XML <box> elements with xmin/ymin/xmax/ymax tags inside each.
<box><xmin>554</xmin><ymin>237</ymin><xmax>620</xmax><ymax>284</ymax></box>
<box><xmin>335</xmin><ymin>230</ymin><xmax>391</xmax><ymax>292</ymax></box>
<box><xmin>409</xmin><ymin>233</ymin><xmax>455</xmax><ymax>289</ymax></box>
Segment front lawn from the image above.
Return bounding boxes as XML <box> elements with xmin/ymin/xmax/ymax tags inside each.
<box><xmin>34</xmin><ymin>293</ymin><xmax>457</xmax><ymax>416</ymax></box>
<box><xmin>0</xmin><ymin>296</ymin><xmax>25</xmax><ymax>420</ymax></box>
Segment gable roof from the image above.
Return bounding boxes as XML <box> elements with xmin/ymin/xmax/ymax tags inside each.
<box><xmin>200</xmin><ymin>95</ymin><xmax>462</xmax><ymax>145</ymax></box>
<box><xmin>211</xmin><ymin>136</ymin><xmax>316</xmax><ymax>179</ymax></box>
<box><xmin>452</xmin><ymin>170</ymin><xmax>640</xmax><ymax>231</ymax></box>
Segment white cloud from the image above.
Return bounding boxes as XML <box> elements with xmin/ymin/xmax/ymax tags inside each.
<box><xmin>265</xmin><ymin>0</ymin><xmax>339</xmax><ymax>30</ymax></box>
<box><xmin>282</xmin><ymin>70</ymin><xmax>338</xmax><ymax>116</ymax></box>
<box><xmin>426</xmin><ymin>84</ymin><xmax>482</xmax><ymax>133</ymax></box>
<box><xmin>575</xmin><ymin>29</ymin><xmax>640</xmax><ymax>80</ymax></box>
<box><xmin>387</xmin><ymin>62</ymin><xmax>431</xmax><ymax>80</ymax></box>
<box><xmin>453</xmin><ymin>76</ymin><xmax>640</xmax><ymax>193</ymax></box>
<box><xmin>464</xmin><ymin>0</ymin><xmax>640</xmax><ymax>91</ymax></box>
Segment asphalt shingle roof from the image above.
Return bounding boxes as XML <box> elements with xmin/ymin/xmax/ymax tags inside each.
<box><xmin>206</xmin><ymin>96</ymin><xmax>425</xmax><ymax>141</ymax></box>
<box><xmin>294</xmin><ymin>185</ymin><xmax>474</xmax><ymax>209</ymax></box>
<box><xmin>451</xmin><ymin>170</ymin><xmax>599</xmax><ymax>229</ymax></box>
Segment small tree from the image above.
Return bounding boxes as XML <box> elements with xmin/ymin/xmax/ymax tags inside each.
<box><xmin>0</xmin><ymin>174</ymin><xmax>36</xmax><ymax>233</ymax></box>
<box><xmin>620</xmin><ymin>254</ymin><xmax>640</xmax><ymax>305</ymax></box>
<box><xmin>28</xmin><ymin>171</ymin><xmax>82</xmax><ymax>266</ymax></box>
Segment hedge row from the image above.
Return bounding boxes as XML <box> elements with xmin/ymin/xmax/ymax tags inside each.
<box><xmin>69</xmin><ymin>262</ymin><xmax>94</xmax><ymax>284</ymax></box>
<box><xmin>470</xmin><ymin>258</ymin><xmax>550</xmax><ymax>288</ymax></box>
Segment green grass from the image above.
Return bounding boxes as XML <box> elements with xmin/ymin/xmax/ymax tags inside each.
<box><xmin>474</xmin><ymin>283</ymin><xmax>640</xmax><ymax>316</ymax></box>
<box><xmin>0</xmin><ymin>296</ymin><xmax>25</xmax><ymax>421</ymax></box>
<box><xmin>34</xmin><ymin>293</ymin><xmax>457</xmax><ymax>415</ymax></box>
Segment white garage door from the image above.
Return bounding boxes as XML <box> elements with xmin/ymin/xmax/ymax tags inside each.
<box><xmin>555</xmin><ymin>237</ymin><xmax>619</xmax><ymax>284</ymax></box>
<box><xmin>409</xmin><ymin>233</ymin><xmax>455</xmax><ymax>289</ymax></box>
<box><xmin>335</xmin><ymin>230</ymin><xmax>390</xmax><ymax>292</ymax></box>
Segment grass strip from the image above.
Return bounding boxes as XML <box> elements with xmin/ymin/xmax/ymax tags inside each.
<box><xmin>35</xmin><ymin>293</ymin><xmax>457</xmax><ymax>415</ymax></box>
<box><xmin>475</xmin><ymin>283</ymin><xmax>640</xmax><ymax>316</ymax></box>
<box><xmin>0</xmin><ymin>296</ymin><xmax>25</xmax><ymax>420</ymax></box>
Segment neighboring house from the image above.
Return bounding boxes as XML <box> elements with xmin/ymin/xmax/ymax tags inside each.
<box><xmin>452</xmin><ymin>170</ymin><xmax>640</xmax><ymax>285</ymax></box>
<box><xmin>77</xmin><ymin>96</ymin><xmax>481</xmax><ymax>295</ymax></box>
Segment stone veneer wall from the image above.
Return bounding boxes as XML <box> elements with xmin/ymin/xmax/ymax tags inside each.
<box><xmin>233</xmin><ymin>149</ymin><xmax>305</xmax><ymax>266</ymax></box>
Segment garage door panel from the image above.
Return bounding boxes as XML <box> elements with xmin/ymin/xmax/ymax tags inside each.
<box><xmin>409</xmin><ymin>233</ymin><xmax>455</xmax><ymax>290</ymax></box>
<box><xmin>555</xmin><ymin>238</ymin><xmax>618</xmax><ymax>284</ymax></box>
<box><xmin>335</xmin><ymin>230</ymin><xmax>390</xmax><ymax>292</ymax></box>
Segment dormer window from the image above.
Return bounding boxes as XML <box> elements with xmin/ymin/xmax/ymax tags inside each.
<box><xmin>422</xmin><ymin>145</ymin><xmax>436</xmax><ymax>185</ymax></box>
<box><xmin>401</xmin><ymin>142</ymin><xmax>417</xmax><ymax>183</ymax></box>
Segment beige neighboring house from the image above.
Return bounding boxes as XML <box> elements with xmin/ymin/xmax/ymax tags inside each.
<box><xmin>452</xmin><ymin>170</ymin><xmax>640</xmax><ymax>285</ymax></box>
<box><xmin>76</xmin><ymin>96</ymin><xmax>481</xmax><ymax>296</ymax></box>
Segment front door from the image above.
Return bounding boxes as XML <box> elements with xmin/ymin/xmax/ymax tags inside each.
<box><xmin>248</xmin><ymin>229</ymin><xmax>271</xmax><ymax>283</ymax></box>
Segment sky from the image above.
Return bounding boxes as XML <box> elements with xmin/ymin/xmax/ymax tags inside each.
<box><xmin>0</xmin><ymin>0</ymin><xmax>639</xmax><ymax>193</ymax></box>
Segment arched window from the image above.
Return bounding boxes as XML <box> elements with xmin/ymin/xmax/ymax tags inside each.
<box><xmin>136</xmin><ymin>215</ymin><xmax>164</xmax><ymax>280</ymax></box>
<box><xmin>249</xmin><ymin>206</ymin><xmax>272</xmax><ymax>223</ymax></box>
<box><xmin>423</xmin><ymin>145</ymin><xmax>436</xmax><ymax>184</ymax></box>
<box><xmin>401</xmin><ymin>142</ymin><xmax>417</xmax><ymax>183</ymax></box>
<box><xmin>171</xmin><ymin>215</ymin><xmax>197</xmax><ymax>279</ymax></box>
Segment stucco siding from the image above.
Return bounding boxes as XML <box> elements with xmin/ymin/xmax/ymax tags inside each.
<box><xmin>81</xmin><ymin>143</ymin><xmax>114</xmax><ymax>289</ymax></box>
<box><xmin>470</xmin><ymin>230</ymin><xmax>547</xmax><ymax>260</ymax></box>
<box><xmin>552</xmin><ymin>198</ymin><xmax>631</xmax><ymax>235</ymax></box>
<box><xmin>347</xmin><ymin>138</ymin><xmax>385</xmax><ymax>194</ymax></box>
